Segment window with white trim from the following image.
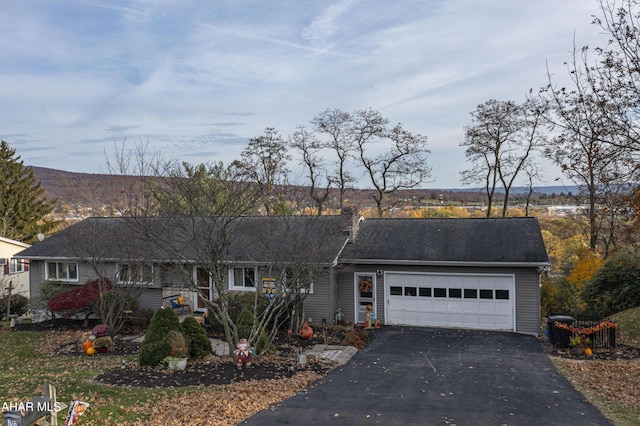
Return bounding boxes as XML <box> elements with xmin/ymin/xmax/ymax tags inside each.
<box><xmin>230</xmin><ymin>267</ymin><xmax>256</xmax><ymax>290</ymax></box>
<box><xmin>117</xmin><ymin>263</ymin><xmax>154</xmax><ymax>284</ymax></box>
<box><xmin>9</xmin><ymin>258</ymin><xmax>24</xmax><ymax>274</ymax></box>
<box><xmin>282</xmin><ymin>268</ymin><xmax>314</xmax><ymax>294</ymax></box>
<box><xmin>46</xmin><ymin>261</ymin><xmax>78</xmax><ymax>282</ymax></box>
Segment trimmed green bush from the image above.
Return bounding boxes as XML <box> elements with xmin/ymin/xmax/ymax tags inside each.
<box><xmin>138</xmin><ymin>307</ymin><xmax>182</xmax><ymax>366</ymax></box>
<box><xmin>182</xmin><ymin>316</ymin><xmax>212</xmax><ymax>359</ymax></box>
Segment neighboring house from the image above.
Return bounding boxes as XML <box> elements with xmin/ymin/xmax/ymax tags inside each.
<box><xmin>15</xmin><ymin>209</ymin><xmax>549</xmax><ymax>336</ymax></box>
<box><xmin>0</xmin><ymin>236</ymin><xmax>31</xmax><ymax>299</ymax></box>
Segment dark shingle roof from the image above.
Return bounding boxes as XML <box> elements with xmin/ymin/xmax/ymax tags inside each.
<box><xmin>16</xmin><ymin>216</ymin><xmax>549</xmax><ymax>267</ymax></box>
<box><xmin>16</xmin><ymin>216</ymin><xmax>348</xmax><ymax>265</ymax></box>
<box><xmin>339</xmin><ymin>217</ymin><xmax>549</xmax><ymax>266</ymax></box>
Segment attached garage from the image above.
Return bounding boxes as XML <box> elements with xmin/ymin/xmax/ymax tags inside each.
<box><xmin>385</xmin><ymin>272</ymin><xmax>514</xmax><ymax>331</ymax></box>
<box><xmin>338</xmin><ymin>216</ymin><xmax>549</xmax><ymax>335</ymax></box>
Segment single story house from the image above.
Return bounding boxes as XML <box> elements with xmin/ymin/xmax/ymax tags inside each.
<box><xmin>0</xmin><ymin>236</ymin><xmax>31</xmax><ymax>298</ymax></box>
<box><xmin>15</xmin><ymin>209</ymin><xmax>549</xmax><ymax>335</ymax></box>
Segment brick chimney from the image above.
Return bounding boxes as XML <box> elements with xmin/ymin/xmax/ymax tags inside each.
<box><xmin>341</xmin><ymin>206</ymin><xmax>361</xmax><ymax>243</ymax></box>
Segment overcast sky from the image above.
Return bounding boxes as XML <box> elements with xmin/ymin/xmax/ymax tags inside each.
<box><xmin>1</xmin><ymin>0</ymin><xmax>606</xmax><ymax>189</ymax></box>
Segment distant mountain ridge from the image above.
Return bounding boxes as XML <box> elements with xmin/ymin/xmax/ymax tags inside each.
<box><xmin>28</xmin><ymin>166</ymin><xmax>580</xmax><ymax>208</ymax></box>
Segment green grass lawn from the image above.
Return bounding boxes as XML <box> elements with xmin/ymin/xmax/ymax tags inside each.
<box><xmin>0</xmin><ymin>330</ymin><xmax>192</xmax><ymax>425</ymax></box>
<box><xmin>611</xmin><ymin>306</ymin><xmax>640</xmax><ymax>347</ymax></box>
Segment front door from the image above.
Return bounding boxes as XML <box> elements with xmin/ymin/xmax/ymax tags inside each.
<box><xmin>195</xmin><ymin>267</ymin><xmax>212</xmax><ymax>312</ymax></box>
<box><xmin>355</xmin><ymin>273</ymin><xmax>376</xmax><ymax>323</ymax></box>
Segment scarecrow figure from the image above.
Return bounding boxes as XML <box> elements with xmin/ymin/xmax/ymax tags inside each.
<box><xmin>234</xmin><ymin>338</ymin><xmax>253</xmax><ymax>370</ymax></box>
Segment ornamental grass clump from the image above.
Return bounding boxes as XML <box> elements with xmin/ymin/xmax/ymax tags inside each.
<box><xmin>166</xmin><ymin>330</ymin><xmax>188</xmax><ymax>359</ymax></box>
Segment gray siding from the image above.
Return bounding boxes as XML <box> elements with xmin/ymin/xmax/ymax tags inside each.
<box><xmin>300</xmin><ymin>271</ymin><xmax>332</xmax><ymax>325</ymax></box>
<box><xmin>28</xmin><ymin>259</ymin><xmax>169</xmax><ymax>313</ymax></box>
<box><xmin>513</xmin><ymin>269</ymin><xmax>541</xmax><ymax>336</ymax></box>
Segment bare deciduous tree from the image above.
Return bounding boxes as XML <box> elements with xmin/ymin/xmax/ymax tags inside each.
<box><xmin>360</xmin><ymin>123</ymin><xmax>431</xmax><ymax>217</ymax></box>
<box><xmin>311</xmin><ymin>109</ymin><xmax>357</xmax><ymax>210</ymax></box>
<box><xmin>149</xmin><ymin>161</ymin><xmax>266</xmax><ymax>353</ymax></box>
<box><xmin>232</xmin><ymin>128</ymin><xmax>291</xmax><ymax>215</ymax></box>
<box><xmin>541</xmin><ymin>44</ymin><xmax>637</xmax><ymax>251</ymax></box>
<box><xmin>289</xmin><ymin>126</ymin><xmax>331</xmax><ymax>215</ymax></box>
<box><xmin>460</xmin><ymin>99</ymin><xmax>544</xmax><ymax>217</ymax></box>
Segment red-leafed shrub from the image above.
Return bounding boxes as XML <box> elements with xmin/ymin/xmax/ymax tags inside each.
<box><xmin>48</xmin><ymin>279</ymin><xmax>112</xmax><ymax>318</ymax></box>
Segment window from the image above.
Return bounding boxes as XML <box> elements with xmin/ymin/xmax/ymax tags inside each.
<box><xmin>449</xmin><ymin>288</ymin><xmax>462</xmax><ymax>298</ymax></box>
<box><xmin>117</xmin><ymin>263</ymin><xmax>153</xmax><ymax>284</ymax></box>
<box><xmin>282</xmin><ymin>268</ymin><xmax>314</xmax><ymax>294</ymax></box>
<box><xmin>419</xmin><ymin>287</ymin><xmax>431</xmax><ymax>297</ymax></box>
<box><xmin>404</xmin><ymin>286</ymin><xmax>417</xmax><ymax>296</ymax></box>
<box><xmin>46</xmin><ymin>261</ymin><xmax>78</xmax><ymax>282</ymax></box>
<box><xmin>495</xmin><ymin>290</ymin><xmax>510</xmax><ymax>300</ymax></box>
<box><xmin>479</xmin><ymin>289</ymin><xmax>493</xmax><ymax>299</ymax></box>
<box><xmin>464</xmin><ymin>289</ymin><xmax>478</xmax><ymax>299</ymax></box>
<box><xmin>434</xmin><ymin>288</ymin><xmax>447</xmax><ymax>298</ymax></box>
<box><xmin>231</xmin><ymin>267</ymin><xmax>256</xmax><ymax>290</ymax></box>
<box><xmin>9</xmin><ymin>258</ymin><xmax>24</xmax><ymax>274</ymax></box>
<box><xmin>390</xmin><ymin>286</ymin><xmax>403</xmax><ymax>296</ymax></box>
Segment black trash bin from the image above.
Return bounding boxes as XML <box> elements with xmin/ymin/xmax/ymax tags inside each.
<box><xmin>547</xmin><ymin>315</ymin><xmax>575</xmax><ymax>349</ymax></box>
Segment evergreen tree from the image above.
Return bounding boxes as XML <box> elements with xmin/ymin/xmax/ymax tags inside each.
<box><xmin>0</xmin><ymin>141</ymin><xmax>57</xmax><ymax>243</ymax></box>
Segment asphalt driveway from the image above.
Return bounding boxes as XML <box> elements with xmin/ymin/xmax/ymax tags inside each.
<box><xmin>242</xmin><ymin>326</ymin><xmax>611</xmax><ymax>426</ymax></box>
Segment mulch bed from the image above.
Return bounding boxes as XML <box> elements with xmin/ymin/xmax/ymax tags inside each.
<box><xmin>22</xmin><ymin>318</ymin><xmax>357</xmax><ymax>388</ymax></box>
<box><xmin>539</xmin><ymin>336</ymin><xmax>640</xmax><ymax>360</ymax></box>
<box><xmin>95</xmin><ymin>357</ymin><xmax>332</xmax><ymax>388</ymax></box>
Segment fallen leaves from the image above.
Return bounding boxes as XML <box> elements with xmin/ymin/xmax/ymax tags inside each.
<box><xmin>129</xmin><ymin>372</ymin><xmax>323</xmax><ymax>425</ymax></box>
<box><xmin>551</xmin><ymin>357</ymin><xmax>640</xmax><ymax>421</ymax></box>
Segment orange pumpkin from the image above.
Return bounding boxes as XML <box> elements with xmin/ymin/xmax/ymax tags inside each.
<box><xmin>584</xmin><ymin>347</ymin><xmax>593</xmax><ymax>356</ymax></box>
<box><xmin>74</xmin><ymin>403</ymin><xmax>86</xmax><ymax>413</ymax></box>
<box><xmin>83</xmin><ymin>341</ymin><xmax>93</xmax><ymax>353</ymax></box>
<box><xmin>299</xmin><ymin>323</ymin><xmax>313</xmax><ymax>340</ymax></box>
<box><xmin>86</xmin><ymin>347</ymin><xmax>96</xmax><ymax>356</ymax></box>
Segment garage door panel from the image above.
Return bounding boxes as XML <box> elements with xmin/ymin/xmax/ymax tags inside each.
<box><xmin>386</xmin><ymin>273</ymin><xmax>514</xmax><ymax>331</ymax></box>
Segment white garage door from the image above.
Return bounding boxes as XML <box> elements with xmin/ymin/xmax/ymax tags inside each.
<box><xmin>386</xmin><ymin>272</ymin><xmax>515</xmax><ymax>331</ymax></box>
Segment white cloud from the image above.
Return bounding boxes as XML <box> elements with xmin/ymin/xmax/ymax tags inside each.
<box><xmin>0</xmin><ymin>0</ymin><xmax>608</xmax><ymax>187</ymax></box>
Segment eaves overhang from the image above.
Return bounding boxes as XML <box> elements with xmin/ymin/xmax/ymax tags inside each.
<box><xmin>338</xmin><ymin>258</ymin><xmax>551</xmax><ymax>268</ymax></box>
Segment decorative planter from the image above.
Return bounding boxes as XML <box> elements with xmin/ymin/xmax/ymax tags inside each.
<box><xmin>167</xmin><ymin>358</ymin><xmax>188</xmax><ymax>371</ymax></box>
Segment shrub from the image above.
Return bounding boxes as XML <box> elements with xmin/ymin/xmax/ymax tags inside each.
<box><xmin>95</xmin><ymin>289</ymin><xmax>140</xmax><ymax>320</ymax></box>
<box><xmin>0</xmin><ymin>294</ymin><xmax>29</xmax><ymax>319</ymax></box>
<box><xmin>48</xmin><ymin>279</ymin><xmax>112</xmax><ymax>318</ymax></box>
<box><xmin>132</xmin><ymin>308</ymin><xmax>154</xmax><ymax>329</ymax></box>
<box><xmin>583</xmin><ymin>249</ymin><xmax>640</xmax><ymax>317</ymax></box>
<box><xmin>34</xmin><ymin>281</ymin><xmax>69</xmax><ymax>318</ymax></box>
<box><xmin>541</xmin><ymin>275</ymin><xmax>582</xmax><ymax>317</ymax></box>
<box><xmin>236</xmin><ymin>308</ymin><xmax>270</xmax><ymax>354</ymax></box>
<box><xmin>182</xmin><ymin>316</ymin><xmax>212</xmax><ymax>359</ymax></box>
<box><xmin>208</xmin><ymin>291</ymin><xmax>270</xmax><ymax>333</ymax></box>
<box><xmin>342</xmin><ymin>326</ymin><xmax>370</xmax><ymax>349</ymax></box>
<box><xmin>138</xmin><ymin>307</ymin><xmax>183</xmax><ymax>366</ymax></box>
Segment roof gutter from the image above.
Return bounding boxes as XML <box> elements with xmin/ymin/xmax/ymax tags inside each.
<box><xmin>338</xmin><ymin>258</ymin><xmax>551</xmax><ymax>268</ymax></box>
